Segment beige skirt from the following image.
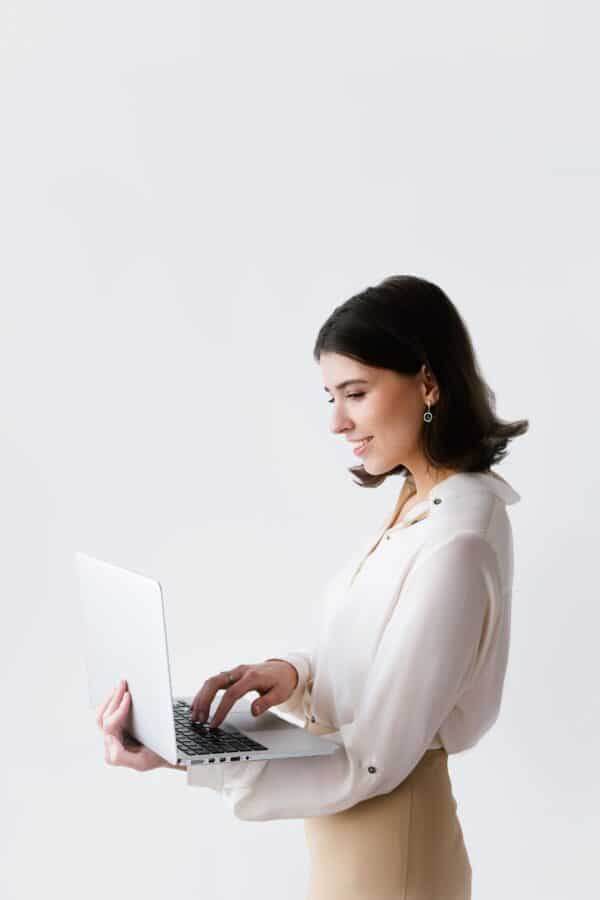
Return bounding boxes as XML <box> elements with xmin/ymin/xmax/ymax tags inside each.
<box><xmin>303</xmin><ymin>746</ymin><xmax>472</xmax><ymax>900</ymax></box>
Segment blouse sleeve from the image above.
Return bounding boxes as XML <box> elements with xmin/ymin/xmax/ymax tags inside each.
<box><xmin>186</xmin><ymin>531</ymin><xmax>500</xmax><ymax>821</ymax></box>
<box><xmin>263</xmin><ymin>649</ymin><xmax>313</xmax><ymax>727</ymax></box>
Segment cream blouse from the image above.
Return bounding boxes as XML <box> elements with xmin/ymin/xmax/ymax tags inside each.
<box><xmin>187</xmin><ymin>469</ymin><xmax>521</xmax><ymax>821</ymax></box>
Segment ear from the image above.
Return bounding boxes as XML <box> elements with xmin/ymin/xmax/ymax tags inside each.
<box><xmin>420</xmin><ymin>364</ymin><xmax>440</xmax><ymax>405</ymax></box>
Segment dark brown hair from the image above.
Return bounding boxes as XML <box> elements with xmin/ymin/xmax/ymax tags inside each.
<box><xmin>313</xmin><ymin>274</ymin><xmax>529</xmax><ymax>487</ymax></box>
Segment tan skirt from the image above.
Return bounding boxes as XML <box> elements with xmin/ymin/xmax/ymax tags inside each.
<box><xmin>303</xmin><ymin>747</ymin><xmax>472</xmax><ymax>900</ymax></box>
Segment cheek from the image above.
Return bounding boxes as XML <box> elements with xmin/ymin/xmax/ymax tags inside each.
<box><xmin>375</xmin><ymin>402</ymin><xmax>418</xmax><ymax>443</ymax></box>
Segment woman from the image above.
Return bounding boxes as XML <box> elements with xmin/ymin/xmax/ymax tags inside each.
<box><xmin>97</xmin><ymin>274</ymin><xmax>528</xmax><ymax>899</ymax></box>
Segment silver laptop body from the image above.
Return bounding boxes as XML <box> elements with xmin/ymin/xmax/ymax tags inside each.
<box><xmin>75</xmin><ymin>552</ymin><xmax>338</xmax><ymax>768</ymax></box>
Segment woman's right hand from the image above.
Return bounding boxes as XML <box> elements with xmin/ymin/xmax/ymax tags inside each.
<box><xmin>190</xmin><ymin>659</ymin><xmax>299</xmax><ymax>730</ymax></box>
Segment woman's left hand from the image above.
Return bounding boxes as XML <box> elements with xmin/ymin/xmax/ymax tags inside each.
<box><xmin>96</xmin><ymin>679</ymin><xmax>175</xmax><ymax>772</ymax></box>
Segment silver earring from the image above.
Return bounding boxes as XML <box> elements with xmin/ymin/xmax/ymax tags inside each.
<box><xmin>423</xmin><ymin>402</ymin><xmax>433</xmax><ymax>423</ymax></box>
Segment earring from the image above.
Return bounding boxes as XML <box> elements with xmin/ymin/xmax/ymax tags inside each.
<box><xmin>423</xmin><ymin>402</ymin><xmax>433</xmax><ymax>423</ymax></box>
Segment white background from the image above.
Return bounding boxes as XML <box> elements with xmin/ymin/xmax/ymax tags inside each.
<box><xmin>1</xmin><ymin>2</ymin><xmax>598</xmax><ymax>897</ymax></box>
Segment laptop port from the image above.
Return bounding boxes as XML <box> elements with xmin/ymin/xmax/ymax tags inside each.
<box><xmin>208</xmin><ymin>759</ymin><xmax>215</xmax><ymax>763</ymax></box>
<box><xmin>231</xmin><ymin>756</ymin><xmax>240</xmax><ymax>761</ymax></box>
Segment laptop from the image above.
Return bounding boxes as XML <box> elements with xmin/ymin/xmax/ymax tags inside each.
<box><xmin>74</xmin><ymin>552</ymin><xmax>338</xmax><ymax>769</ymax></box>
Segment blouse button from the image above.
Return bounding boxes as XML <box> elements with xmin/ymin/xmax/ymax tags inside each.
<box><xmin>433</xmin><ymin>498</ymin><xmax>442</xmax><ymax>505</ymax></box>
<box><xmin>385</xmin><ymin>534</ymin><xmax>391</xmax><ymax>540</ymax></box>
<box><xmin>368</xmin><ymin>766</ymin><xmax>376</xmax><ymax>773</ymax></box>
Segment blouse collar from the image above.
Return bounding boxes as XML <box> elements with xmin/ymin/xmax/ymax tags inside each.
<box><xmin>397</xmin><ymin>469</ymin><xmax>521</xmax><ymax>527</ymax></box>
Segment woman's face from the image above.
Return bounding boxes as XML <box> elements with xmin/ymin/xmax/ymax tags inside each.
<box><xmin>320</xmin><ymin>352</ymin><xmax>436</xmax><ymax>476</ymax></box>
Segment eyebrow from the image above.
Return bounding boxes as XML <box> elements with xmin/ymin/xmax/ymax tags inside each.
<box><xmin>323</xmin><ymin>379</ymin><xmax>369</xmax><ymax>393</ymax></box>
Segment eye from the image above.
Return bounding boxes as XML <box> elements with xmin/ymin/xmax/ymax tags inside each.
<box><xmin>327</xmin><ymin>392</ymin><xmax>365</xmax><ymax>405</ymax></box>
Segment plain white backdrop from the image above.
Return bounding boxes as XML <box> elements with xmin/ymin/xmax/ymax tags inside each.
<box><xmin>1</xmin><ymin>2</ymin><xmax>598</xmax><ymax>897</ymax></box>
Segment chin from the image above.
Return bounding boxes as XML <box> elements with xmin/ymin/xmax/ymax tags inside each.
<box><xmin>361</xmin><ymin>458</ymin><xmax>379</xmax><ymax>475</ymax></box>
<box><xmin>363</xmin><ymin>456</ymin><xmax>400</xmax><ymax>476</ymax></box>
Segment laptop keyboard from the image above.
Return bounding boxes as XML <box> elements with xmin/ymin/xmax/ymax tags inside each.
<box><xmin>173</xmin><ymin>700</ymin><xmax>268</xmax><ymax>757</ymax></box>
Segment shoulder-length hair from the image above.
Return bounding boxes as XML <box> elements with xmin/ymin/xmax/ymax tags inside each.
<box><xmin>313</xmin><ymin>274</ymin><xmax>529</xmax><ymax>488</ymax></box>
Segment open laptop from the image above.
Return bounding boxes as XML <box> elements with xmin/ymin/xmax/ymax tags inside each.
<box><xmin>74</xmin><ymin>552</ymin><xmax>338</xmax><ymax>769</ymax></box>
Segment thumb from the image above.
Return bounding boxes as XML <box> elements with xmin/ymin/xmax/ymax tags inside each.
<box><xmin>252</xmin><ymin>689</ymin><xmax>278</xmax><ymax>716</ymax></box>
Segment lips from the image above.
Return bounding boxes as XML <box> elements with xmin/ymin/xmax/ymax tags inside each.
<box><xmin>353</xmin><ymin>436</ymin><xmax>373</xmax><ymax>456</ymax></box>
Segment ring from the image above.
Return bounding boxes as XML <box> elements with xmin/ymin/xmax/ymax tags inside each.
<box><xmin>225</xmin><ymin>671</ymin><xmax>235</xmax><ymax>685</ymax></box>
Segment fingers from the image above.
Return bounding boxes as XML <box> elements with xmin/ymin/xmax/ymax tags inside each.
<box><xmin>205</xmin><ymin>669</ymin><xmax>264</xmax><ymax>730</ymax></box>
<box><xmin>103</xmin><ymin>689</ymin><xmax>131</xmax><ymax>737</ymax></box>
<box><xmin>247</xmin><ymin>686</ymin><xmax>279</xmax><ymax>718</ymax></box>
<box><xmin>209</xmin><ymin>681</ymin><xmax>286</xmax><ymax>729</ymax></box>
<box><xmin>98</xmin><ymin>680</ymin><xmax>167</xmax><ymax>773</ymax></box>
<box><xmin>203</xmin><ymin>675</ymin><xmax>251</xmax><ymax>728</ymax></box>
<box><xmin>190</xmin><ymin>665</ymin><xmax>249</xmax><ymax>724</ymax></box>
<box><xmin>95</xmin><ymin>681</ymin><xmax>124</xmax><ymax>729</ymax></box>
<box><xmin>96</xmin><ymin>680</ymin><xmax>130</xmax><ymax>740</ymax></box>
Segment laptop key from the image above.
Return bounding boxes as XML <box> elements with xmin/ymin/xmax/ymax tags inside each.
<box><xmin>173</xmin><ymin>702</ymin><xmax>268</xmax><ymax>751</ymax></box>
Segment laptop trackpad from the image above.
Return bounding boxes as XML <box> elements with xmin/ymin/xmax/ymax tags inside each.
<box><xmin>225</xmin><ymin>706</ymin><xmax>294</xmax><ymax>734</ymax></box>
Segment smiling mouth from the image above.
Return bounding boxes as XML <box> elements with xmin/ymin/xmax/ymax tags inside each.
<box><xmin>352</xmin><ymin>436</ymin><xmax>373</xmax><ymax>454</ymax></box>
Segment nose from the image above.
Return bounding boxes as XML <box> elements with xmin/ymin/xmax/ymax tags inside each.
<box><xmin>330</xmin><ymin>408</ymin><xmax>353</xmax><ymax>436</ymax></box>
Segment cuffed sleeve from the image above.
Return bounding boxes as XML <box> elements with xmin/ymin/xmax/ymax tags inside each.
<box><xmin>264</xmin><ymin>650</ymin><xmax>312</xmax><ymax>725</ymax></box>
<box><xmin>187</xmin><ymin>532</ymin><xmax>501</xmax><ymax>821</ymax></box>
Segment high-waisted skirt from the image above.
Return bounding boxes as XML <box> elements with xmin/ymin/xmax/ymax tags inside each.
<box><xmin>303</xmin><ymin>746</ymin><xmax>472</xmax><ymax>900</ymax></box>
